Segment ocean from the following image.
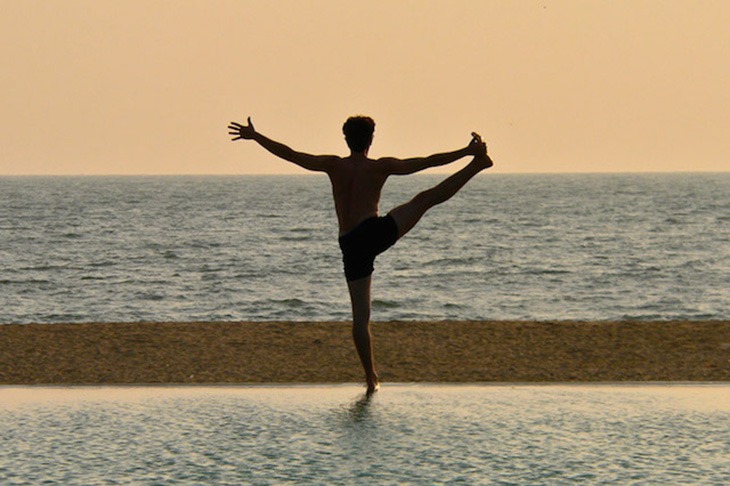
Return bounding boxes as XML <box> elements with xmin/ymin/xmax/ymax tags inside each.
<box><xmin>0</xmin><ymin>173</ymin><xmax>727</xmax><ymax>324</ymax></box>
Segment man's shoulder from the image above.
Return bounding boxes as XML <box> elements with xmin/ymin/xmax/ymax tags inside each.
<box><xmin>372</xmin><ymin>156</ymin><xmax>404</xmax><ymax>172</ymax></box>
<box><xmin>306</xmin><ymin>154</ymin><xmax>343</xmax><ymax>173</ymax></box>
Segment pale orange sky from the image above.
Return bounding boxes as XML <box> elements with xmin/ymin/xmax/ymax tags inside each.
<box><xmin>2</xmin><ymin>0</ymin><xmax>729</xmax><ymax>175</ymax></box>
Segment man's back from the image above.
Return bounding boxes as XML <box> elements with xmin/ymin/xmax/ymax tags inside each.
<box><xmin>328</xmin><ymin>155</ymin><xmax>389</xmax><ymax>236</ymax></box>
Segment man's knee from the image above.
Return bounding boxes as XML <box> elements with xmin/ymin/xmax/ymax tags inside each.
<box><xmin>352</xmin><ymin>322</ymin><xmax>370</xmax><ymax>333</ymax></box>
<box><xmin>351</xmin><ymin>309</ymin><xmax>370</xmax><ymax>324</ymax></box>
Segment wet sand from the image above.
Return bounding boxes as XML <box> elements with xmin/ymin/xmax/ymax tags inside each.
<box><xmin>1</xmin><ymin>321</ymin><xmax>728</xmax><ymax>384</ymax></box>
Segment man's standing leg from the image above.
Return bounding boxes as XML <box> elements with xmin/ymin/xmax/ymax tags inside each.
<box><xmin>347</xmin><ymin>275</ymin><xmax>379</xmax><ymax>393</ymax></box>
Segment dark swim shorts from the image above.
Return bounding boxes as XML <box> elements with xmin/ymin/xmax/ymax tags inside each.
<box><xmin>338</xmin><ymin>215</ymin><xmax>399</xmax><ymax>281</ymax></box>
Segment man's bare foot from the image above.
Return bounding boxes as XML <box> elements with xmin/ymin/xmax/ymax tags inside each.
<box><xmin>471</xmin><ymin>154</ymin><xmax>493</xmax><ymax>170</ymax></box>
<box><xmin>366</xmin><ymin>373</ymin><xmax>380</xmax><ymax>395</ymax></box>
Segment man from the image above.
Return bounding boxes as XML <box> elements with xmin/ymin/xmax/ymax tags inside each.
<box><xmin>228</xmin><ymin>116</ymin><xmax>493</xmax><ymax>393</ymax></box>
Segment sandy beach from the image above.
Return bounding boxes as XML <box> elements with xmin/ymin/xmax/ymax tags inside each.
<box><xmin>1</xmin><ymin>321</ymin><xmax>728</xmax><ymax>384</ymax></box>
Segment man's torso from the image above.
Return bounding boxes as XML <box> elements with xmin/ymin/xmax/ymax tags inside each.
<box><xmin>327</xmin><ymin>156</ymin><xmax>389</xmax><ymax>236</ymax></box>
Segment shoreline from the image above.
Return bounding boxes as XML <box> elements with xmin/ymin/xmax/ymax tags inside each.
<box><xmin>1</xmin><ymin>321</ymin><xmax>728</xmax><ymax>385</ymax></box>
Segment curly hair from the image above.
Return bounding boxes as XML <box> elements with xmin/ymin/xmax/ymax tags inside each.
<box><xmin>342</xmin><ymin>116</ymin><xmax>375</xmax><ymax>153</ymax></box>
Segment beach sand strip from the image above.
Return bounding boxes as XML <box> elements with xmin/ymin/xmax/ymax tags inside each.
<box><xmin>1</xmin><ymin>321</ymin><xmax>728</xmax><ymax>384</ymax></box>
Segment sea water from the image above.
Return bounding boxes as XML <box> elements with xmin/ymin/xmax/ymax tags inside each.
<box><xmin>1</xmin><ymin>384</ymin><xmax>728</xmax><ymax>484</ymax></box>
<box><xmin>0</xmin><ymin>173</ymin><xmax>728</xmax><ymax>323</ymax></box>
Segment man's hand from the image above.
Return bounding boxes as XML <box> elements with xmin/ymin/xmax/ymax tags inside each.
<box><xmin>469</xmin><ymin>132</ymin><xmax>494</xmax><ymax>169</ymax></box>
<box><xmin>228</xmin><ymin>117</ymin><xmax>256</xmax><ymax>141</ymax></box>
<box><xmin>467</xmin><ymin>132</ymin><xmax>488</xmax><ymax>157</ymax></box>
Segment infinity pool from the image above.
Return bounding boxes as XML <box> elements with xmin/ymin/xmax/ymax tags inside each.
<box><xmin>1</xmin><ymin>384</ymin><xmax>728</xmax><ymax>484</ymax></box>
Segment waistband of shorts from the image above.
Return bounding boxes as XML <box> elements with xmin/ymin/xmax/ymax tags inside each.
<box><xmin>338</xmin><ymin>215</ymin><xmax>382</xmax><ymax>242</ymax></box>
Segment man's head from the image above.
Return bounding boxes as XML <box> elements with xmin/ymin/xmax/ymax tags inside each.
<box><xmin>342</xmin><ymin>116</ymin><xmax>375</xmax><ymax>154</ymax></box>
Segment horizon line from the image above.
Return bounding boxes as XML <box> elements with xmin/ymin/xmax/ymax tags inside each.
<box><xmin>1</xmin><ymin>169</ymin><xmax>729</xmax><ymax>178</ymax></box>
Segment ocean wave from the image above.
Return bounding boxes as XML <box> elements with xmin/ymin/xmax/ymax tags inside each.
<box><xmin>372</xmin><ymin>299</ymin><xmax>401</xmax><ymax>309</ymax></box>
<box><xmin>253</xmin><ymin>298</ymin><xmax>308</xmax><ymax>308</ymax></box>
<box><xmin>134</xmin><ymin>292</ymin><xmax>166</xmax><ymax>301</ymax></box>
<box><xmin>88</xmin><ymin>260</ymin><xmax>118</xmax><ymax>268</ymax></box>
<box><xmin>522</xmin><ymin>268</ymin><xmax>573</xmax><ymax>276</ymax></box>
<box><xmin>0</xmin><ymin>278</ymin><xmax>52</xmax><ymax>285</ymax></box>
<box><xmin>279</xmin><ymin>236</ymin><xmax>312</xmax><ymax>242</ymax></box>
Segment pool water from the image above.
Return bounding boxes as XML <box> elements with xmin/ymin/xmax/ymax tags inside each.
<box><xmin>1</xmin><ymin>384</ymin><xmax>728</xmax><ymax>484</ymax></box>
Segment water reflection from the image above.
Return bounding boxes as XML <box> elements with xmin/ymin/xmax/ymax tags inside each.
<box><xmin>347</xmin><ymin>392</ymin><xmax>374</xmax><ymax>423</ymax></box>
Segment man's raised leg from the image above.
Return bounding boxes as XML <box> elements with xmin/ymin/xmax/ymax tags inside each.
<box><xmin>389</xmin><ymin>155</ymin><xmax>492</xmax><ymax>239</ymax></box>
<box><xmin>347</xmin><ymin>275</ymin><xmax>380</xmax><ymax>393</ymax></box>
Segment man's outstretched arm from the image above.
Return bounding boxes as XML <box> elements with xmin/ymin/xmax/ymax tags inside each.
<box><xmin>378</xmin><ymin>133</ymin><xmax>487</xmax><ymax>175</ymax></box>
<box><xmin>228</xmin><ymin>117</ymin><xmax>336</xmax><ymax>173</ymax></box>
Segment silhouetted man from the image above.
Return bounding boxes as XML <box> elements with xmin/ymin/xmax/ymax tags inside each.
<box><xmin>229</xmin><ymin>116</ymin><xmax>493</xmax><ymax>393</ymax></box>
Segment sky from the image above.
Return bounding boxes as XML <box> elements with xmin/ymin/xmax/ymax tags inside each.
<box><xmin>2</xmin><ymin>0</ymin><xmax>729</xmax><ymax>175</ymax></box>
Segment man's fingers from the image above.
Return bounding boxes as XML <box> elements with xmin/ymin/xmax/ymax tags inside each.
<box><xmin>229</xmin><ymin>117</ymin><xmax>254</xmax><ymax>130</ymax></box>
<box><xmin>471</xmin><ymin>132</ymin><xmax>482</xmax><ymax>143</ymax></box>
